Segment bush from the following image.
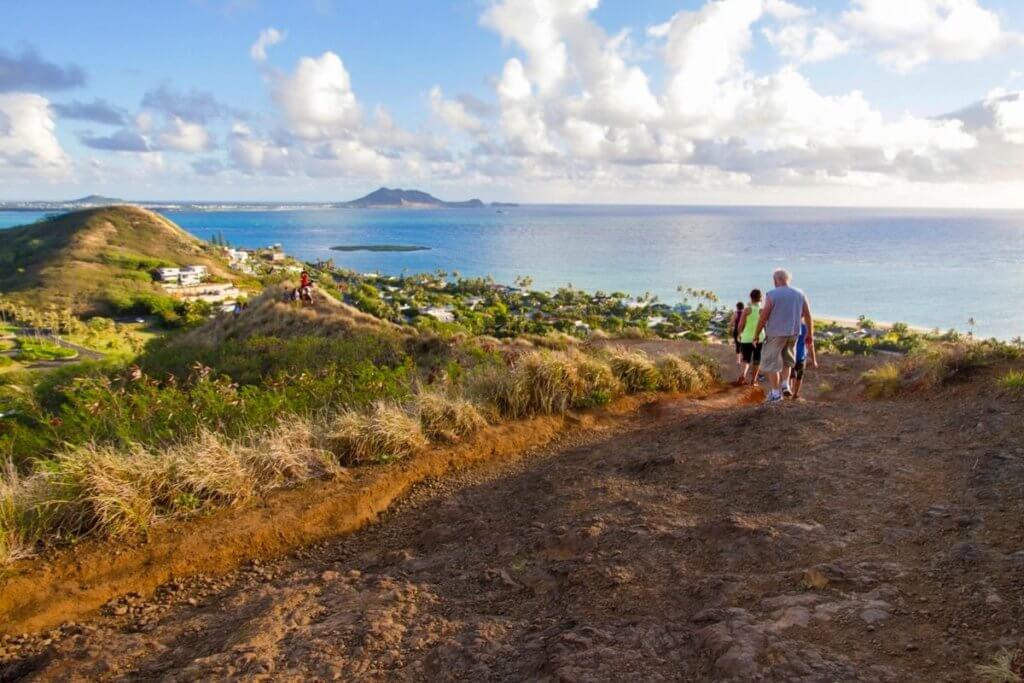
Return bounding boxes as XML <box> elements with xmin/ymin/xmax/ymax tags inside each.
<box><xmin>17</xmin><ymin>338</ymin><xmax>77</xmax><ymax>361</ymax></box>
<box><xmin>571</xmin><ymin>353</ymin><xmax>622</xmax><ymax>408</ymax></box>
<box><xmin>416</xmin><ymin>392</ymin><xmax>487</xmax><ymax>442</ymax></box>
<box><xmin>606</xmin><ymin>347</ymin><xmax>660</xmax><ymax>393</ymax></box>
<box><xmin>862</xmin><ymin>363</ymin><xmax>902</xmax><ymax>399</ymax></box>
<box><xmin>0</xmin><ymin>354</ymin><xmax>412</xmax><ymax>466</ymax></box>
<box><xmin>997</xmin><ymin>369</ymin><xmax>1024</xmax><ymax>393</ymax></box>
<box><xmin>863</xmin><ymin>342</ymin><xmax>991</xmax><ymax>399</ymax></box>
<box><xmin>328</xmin><ymin>402</ymin><xmax>428</xmax><ymax>465</ymax></box>
<box><xmin>656</xmin><ymin>355</ymin><xmax>703</xmax><ymax>392</ymax></box>
<box><xmin>506</xmin><ymin>351</ymin><xmax>585</xmax><ymax>417</ymax></box>
<box><xmin>687</xmin><ymin>353</ymin><xmax>721</xmax><ymax>384</ymax></box>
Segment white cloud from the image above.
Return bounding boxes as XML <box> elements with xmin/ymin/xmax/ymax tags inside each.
<box><xmin>229</xmin><ymin>122</ymin><xmax>293</xmax><ymax>174</ymax></box>
<box><xmin>428</xmin><ymin>86</ymin><xmax>484</xmax><ymax>134</ymax></box>
<box><xmin>842</xmin><ymin>0</ymin><xmax>1019</xmax><ymax>72</ymax></box>
<box><xmin>461</xmin><ymin>0</ymin><xmax>985</xmax><ymax>191</ymax></box>
<box><xmin>272</xmin><ymin>51</ymin><xmax>361</xmax><ymax>139</ymax></box>
<box><xmin>764</xmin><ymin>0</ymin><xmax>810</xmax><ymax>20</ymax></box>
<box><xmin>0</xmin><ymin>93</ymin><xmax>68</xmax><ymax>175</ymax></box>
<box><xmin>250</xmin><ymin>27</ymin><xmax>285</xmax><ymax>62</ymax></box>
<box><xmin>764</xmin><ymin>24</ymin><xmax>850</xmax><ymax>63</ymax></box>
<box><xmin>994</xmin><ymin>94</ymin><xmax>1024</xmax><ymax>143</ymax></box>
<box><xmin>157</xmin><ymin>116</ymin><xmax>211</xmax><ymax>152</ymax></box>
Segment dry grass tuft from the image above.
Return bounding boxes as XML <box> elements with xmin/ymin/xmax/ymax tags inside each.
<box><xmin>328</xmin><ymin>402</ymin><xmax>428</xmax><ymax>465</ymax></box>
<box><xmin>0</xmin><ymin>418</ymin><xmax>342</xmax><ymax>564</ymax></box>
<box><xmin>606</xmin><ymin>347</ymin><xmax>661</xmax><ymax>393</ymax></box>
<box><xmin>416</xmin><ymin>392</ymin><xmax>488</xmax><ymax>442</ymax></box>
<box><xmin>507</xmin><ymin>351</ymin><xmax>585</xmax><ymax>417</ymax></box>
<box><xmin>975</xmin><ymin>649</ymin><xmax>1022</xmax><ymax>683</ymax></box>
<box><xmin>525</xmin><ymin>332</ymin><xmax>581</xmax><ymax>351</ymax></box>
<box><xmin>862</xmin><ymin>363</ymin><xmax>902</xmax><ymax>399</ymax></box>
<box><xmin>655</xmin><ymin>355</ymin><xmax>704</xmax><ymax>393</ymax></box>
<box><xmin>863</xmin><ymin>343</ymin><xmax>987</xmax><ymax>399</ymax></box>
<box><xmin>570</xmin><ymin>352</ymin><xmax>622</xmax><ymax>406</ymax></box>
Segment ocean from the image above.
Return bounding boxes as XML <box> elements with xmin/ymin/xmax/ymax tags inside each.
<box><xmin>3</xmin><ymin>205</ymin><xmax>1023</xmax><ymax>339</ymax></box>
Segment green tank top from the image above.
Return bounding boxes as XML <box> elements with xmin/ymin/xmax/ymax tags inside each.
<box><xmin>740</xmin><ymin>304</ymin><xmax>764</xmax><ymax>343</ymax></box>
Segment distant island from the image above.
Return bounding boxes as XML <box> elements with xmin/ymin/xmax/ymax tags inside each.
<box><xmin>330</xmin><ymin>244</ymin><xmax>431</xmax><ymax>252</ymax></box>
<box><xmin>336</xmin><ymin>187</ymin><xmax>487</xmax><ymax>209</ymax></box>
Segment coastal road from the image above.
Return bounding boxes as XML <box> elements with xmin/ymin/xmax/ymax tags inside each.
<box><xmin>3</xmin><ymin>328</ymin><xmax>104</xmax><ymax>366</ymax></box>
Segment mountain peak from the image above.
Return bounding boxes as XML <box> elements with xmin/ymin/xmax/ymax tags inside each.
<box><xmin>341</xmin><ymin>187</ymin><xmax>484</xmax><ymax>209</ymax></box>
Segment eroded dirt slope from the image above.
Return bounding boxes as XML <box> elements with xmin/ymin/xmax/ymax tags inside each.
<box><xmin>3</xmin><ymin>352</ymin><xmax>1024</xmax><ymax>682</ymax></box>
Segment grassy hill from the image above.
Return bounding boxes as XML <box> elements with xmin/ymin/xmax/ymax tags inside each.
<box><xmin>0</xmin><ymin>205</ymin><xmax>234</xmax><ymax>315</ymax></box>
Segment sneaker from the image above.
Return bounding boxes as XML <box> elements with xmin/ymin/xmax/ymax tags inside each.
<box><xmin>782</xmin><ymin>385</ymin><xmax>793</xmax><ymax>398</ymax></box>
<box><xmin>765</xmin><ymin>391</ymin><xmax>783</xmax><ymax>403</ymax></box>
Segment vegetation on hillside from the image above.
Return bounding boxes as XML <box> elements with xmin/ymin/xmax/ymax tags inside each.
<box><xmin>0</xmin><ymin>206</ymin><xmax>235</xmax><ymax>315</ymax></box>
<box><xmin>862</xmin><ymin>340</ymin><xmax>1023</xmax><ymax>398</ymax></box>
<box><xmin>0</xmin><ymin>286</ymin><xmax>716</xmax><ymax>564</ymax></box>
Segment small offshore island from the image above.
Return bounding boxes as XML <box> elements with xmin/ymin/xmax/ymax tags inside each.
<box><xmin>330</xmin><ymin>244</ymin><xmax>431</xmax><ymax>252</ymax></box>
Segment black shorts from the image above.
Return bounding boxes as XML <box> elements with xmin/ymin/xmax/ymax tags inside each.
<box><xmin>793</xmin><ymin>360</ymin><xmax>806</xmax><ymax>380</ymax></box>
<box><xmin>734</xmin><ymin>339</ymin><xmax>741</xmax><ymax>353</ymax></box>
<box><xmin>740</xmin><ymin>342</ymin><xmax>761</xmax><ymax>364</ymax></box>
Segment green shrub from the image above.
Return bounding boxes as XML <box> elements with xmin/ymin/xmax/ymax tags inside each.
<box><xmin>571</xmin><ymin>353</ymin><xmax>622</xmax><ymax>408</ymax></box>
<box><xmin>997</xmin><ymin>370</ymin><xmax>1024</xmax><ymax>393</ymax></box>
<box><xmin>606</xmin><ymin>347</ymin><xmax>660</xmax><ymax>393</ymax></box>
<box><xmin>17</xmin><ymin>338</ymin><xmax>77</xmax><ymax>362</ymax></box>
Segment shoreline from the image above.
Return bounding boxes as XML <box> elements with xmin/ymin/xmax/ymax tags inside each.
<box><xmin>817</xmin><ymin>316</ymin><xmax>931</xmax><ymax>334</ymax></box>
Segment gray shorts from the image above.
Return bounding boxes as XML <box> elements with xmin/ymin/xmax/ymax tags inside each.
<box><xmin>761</xmin><ymin>335</ymin><xmax>798</xmax><ymax>374</ymax></box>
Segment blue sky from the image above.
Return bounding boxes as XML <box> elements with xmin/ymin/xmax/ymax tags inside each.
<box><xmin>3</xmin><ymin>0</ymin><xmax>1024</xmax><ymax>205</ymax></box>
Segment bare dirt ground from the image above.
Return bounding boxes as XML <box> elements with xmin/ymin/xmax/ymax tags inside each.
<box><xmin>3</xmin><ymin>342</ymin><xmax>1024</xmax><ymax>682</ymax></box>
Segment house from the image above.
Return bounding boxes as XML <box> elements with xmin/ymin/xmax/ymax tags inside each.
<box><xmin>156</xmin><ymin>265</ymin><xmax>207</xmax><ymax>286</ymax></box>
<box><xmin>263</xmin><ymin>251</ymin><xmax>286</xmax><ymax>263</ymax></box>
<box><xmin>156</xmin><ymin>267</ymin><xmax>181</xmax><ymax>282</ymax></box>
<box><xmin>226</xmin><ymin>248</ymin><xmax>248</xmax><ymax>261</ymax></box>
<box><xmin>423</xmin><ymin>306</ymin><xmax>455</xmax><ymax>323</ymax></box>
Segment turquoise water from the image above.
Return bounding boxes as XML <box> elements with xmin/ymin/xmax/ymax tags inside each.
<box><xmin>3</xmin><ymin>205</ymin><xmax>1023</xmax><ymax>338</ymax></box>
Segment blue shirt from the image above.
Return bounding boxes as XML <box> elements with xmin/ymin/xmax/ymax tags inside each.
<box><xmin>796</xmin><ymin>323</ymin><xmax>808</xmax><ymax>363</ymax></box>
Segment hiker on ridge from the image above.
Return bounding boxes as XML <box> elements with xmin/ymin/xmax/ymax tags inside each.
<box><xmin>735</xmin><ymin>290</ymin><xmax>765</xmax><ymax>386</ymax></box>
<box><xmin>729</xmin><ymin>301</ymin><xmax>745</xmax><ymax>365</ymax></box>
<box><xmin>754</xmin><ymin>269</ymin><xmax>813</xmax><ymax>403</ymax></box>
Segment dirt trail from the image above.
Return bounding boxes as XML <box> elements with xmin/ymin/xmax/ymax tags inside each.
<box><xmin>3</xmin><ymin>347</ymin><xmax>1024</xmax><ymax>681</ymax></box>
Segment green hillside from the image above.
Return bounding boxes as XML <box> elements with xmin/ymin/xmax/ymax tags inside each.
<box><xmin>0</xmin><ymin>205</ymin><xmax>234</xmax><ymax>315</ymax></box>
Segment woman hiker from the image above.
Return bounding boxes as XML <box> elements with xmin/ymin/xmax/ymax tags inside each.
<box><xmin>736</xmin><ymin>289</ymin><xmax>765</xmax><ymax>386</ymax></box>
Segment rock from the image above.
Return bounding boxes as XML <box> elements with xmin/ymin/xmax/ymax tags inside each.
<box><xmin>519</xmin><ymin>568</ymin><xmax>558</xmax><ymax>595</ymax></box>
<box><xmin>772</xmin><ymin>606</ymin><xmax>812</xmax><ymax>630</ymax></box>
<box><xmin>860</xmin><ymin>608</ymin><xmax>890</xmax><ymax>624</ymax></box>
<box><xmin>321</xmin><ymin>570</ymin><xmax>340</xmax><ymax>582</ymax></box>
<box><xmin>112</xmin><ymin>605</ymin><xmax>128</xmax><ymax>616</ymax></box>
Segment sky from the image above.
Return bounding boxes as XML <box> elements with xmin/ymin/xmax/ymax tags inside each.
<box><xmin>3</xmin><ymin>0</ymin><xmax>1024</xmax><ymax>206</ymax></box>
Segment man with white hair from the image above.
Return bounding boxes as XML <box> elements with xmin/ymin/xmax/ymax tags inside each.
<box><xmin>754</xmin><ymin>268</ymin><xmax>813</xmax><ymax>403</ymax></box>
